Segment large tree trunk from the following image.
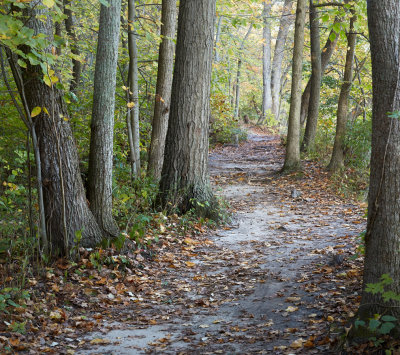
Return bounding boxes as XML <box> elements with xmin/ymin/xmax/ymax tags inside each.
<box><xmin>63</xmin><ymin>0</ymin><xmax>82</xmax><ymax>94</ymax></box>
<box><xmin>283</xmin><ymin>0</ymin><xmax>306</xmax><ymax>172</ymax></box>
<box><xmin>261</xmin><ymin>1</ymin><xmax>272</xmax><ymax>123</ymax></box>
<box><xmin>88</xmin><ymin>0</ymin><xmax>121</xmax><ymax>238</ymax></box>
<box><xmin>159</xmin><ymin>0</ymin><xmax>216</xmax><ymax>216</ymax></box>
<box><xmin>327</xmin><ymin>12</ymin><xmax>356</xmax><ymax>172</ymax></box>
<box><xmin>358</xmin><ymin>0</ymin><xmax>400</xmax><ymax>321</ymax></box>
<box><xmin>300</xmin><ymin>17</ymin><xmax>340</xmax><ymax>126</ymax></box>
<box><xmin>147</xmin><ymin>0</ymin><xmax>177</xmax><ymax>180</ymax></box>
<box><xmin>271</xmin><ymin>0</ymin><xmax>293</xmax><ymax>120</ymax></box>
<box><xmin>234</xmin><ymin>24</ymin><xmax>253</xmax><ymax>120</ymax></box>
<box><xmin>301</xmin><ymin>0</ymin><xmax>321</xmax><ymax>152</ymax></box>
<box><xmin>18</xmin><ymin>0</ymin><xmax>102</xmax><ymax>255</ymax></box>
<box><xmin>127</xmin><ymin>0</ymin><xmax>141</xmax><ymax>177</ymax></box>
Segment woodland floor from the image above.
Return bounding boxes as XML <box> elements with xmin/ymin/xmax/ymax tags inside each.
<box><xmin>1</xmin><ymin>127</ymin><xmax>373</xmax><ymax>354</ymax></box>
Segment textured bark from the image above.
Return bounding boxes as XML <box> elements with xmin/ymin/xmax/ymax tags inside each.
<box><xmin>159</xmin><ymin>0</ymin><xmax>216</xmax><ymax>216</ymax></box>
<box><xmin>301</xmin><ymin>0</ymin><xmax>321</xmax><ymax>152</ymax></box>
<box><xmin>127</xmin><ymin>0</ymin><xmax>140</xmax><ymax>177</ymax></box>
<box><xmin>271</xmin><ymin>0</ymin><xmax>293</xmax><ymax>120</ymax></box>
<box><xmin>283</xmin><ymin>0</ymin><xmax>306</xmax><ymax>172</ymax></box>
<box><xmin>300</xmin><ymin>17</ymin><xmax>340</xmax><ymax>125</ymax></box>
<box><xmin>261</xmin><ymin>1</ymin><xmax>272</xmax><ymax>123</ymax></box>
<box><xmin>358</xmin><ymin>0</ymin><xmax>400</xmax><ymax>321</ymax></box>
<box><xmin>327</xmin><ymin>12</ymin><xmax>356</xmax><ymax>172</ymax></box>
<box><xmin>88</xmin><ymin>0</ymin><xmax>121</xmax><ymax>238</ymax></box>
<box><xmin>234</xmin><ymin>24</ymin><xmax>253</xmax><ymax>120</ymax></box>
<box><xmin>147</xmin><ymin>0</ymin><xmax>177</xmax><ymax>180</ymax></box>
<box><xmin>19</xmin><ymin>1</ymin><xmax>102</xmax><ymax>255</ymax></box>
<box><xmin>63</xmin><ymin>0</ymin><xmax>82</xmax><ymax>94</ymax></box>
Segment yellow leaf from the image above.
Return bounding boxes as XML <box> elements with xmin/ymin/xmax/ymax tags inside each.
<box><xmin>185</xmin><ymin>261</ymin><xmax>196</xmax><ymax>268</ymax></box>
<box><xmin>42</xmin><ymin>0</ymin><xmax>55</xmax><ymax>8</ymax></box>
<box><xmin>31</xmin><ymin>107</ymin><xmax>41</xmax><ymax>117</ymax></box>
<box><xmin>42</xmin><ymin>107</ymin><xmax>49</xmax><ymax>115</ymax></box>
<box><xmin>127</xmin><ymin>102</ymin><xmax>135</xmax><ymax>108</ymax></box>
<box><xmin>43</xmin><ymin>75</ymin><xmax>52</xmax><ymax>87</ymax></box>
<box><xmin>122</xmin><ymin>85</ymin><xmax>128</xmax><ymax>91</ymax></box>
<box><xmin>286</xmin><ymin>306</ymin><xmax>298</xmax><ymax>313</ymax></box>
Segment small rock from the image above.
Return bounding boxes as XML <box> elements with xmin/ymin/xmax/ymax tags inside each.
<box><xmin>291</xmin><ymin>189</ymin><xmax>302</xmax><ymax>198</ymax></box>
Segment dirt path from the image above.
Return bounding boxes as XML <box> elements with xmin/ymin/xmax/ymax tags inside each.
<box><xmin>77</xmin><ymin>128</ymin><xmax>365</xmax><ymax>354</ymax></box>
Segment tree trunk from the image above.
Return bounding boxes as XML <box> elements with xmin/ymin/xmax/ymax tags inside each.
<box><xmin>358</xmin><ymin>0</ymin><xmax>400</xmax><ymax>322</ymax></box>
<box><xmin>283</xmin><ymin>0</ymin><xmax>306</xmax><ymax>172</ymax></box>
<box><xmin>327</xmin><ymin>12</ymin><xmax>356</xmax><ymax>172</ymax></box>
<box><xmin>63</xmin><ymin>0</ymin><xmax>82</xmax><ymax>94</ymax></box>
<box><xmin>18</xmin><ymin>0</ymin><xmax>102</xmax><ymax>255</ymax></box>
<box><xmin>234</xmin><ymin>23</ymin><xmax>253</xmax><ymax>120</ymax></box>
<box><xmin>147</xmin><ymin>0</ymin><xmax>177</xmax><ymax>180</ymax></box>
<box><xmin>300</xmin><ymin>17</ymin><xmax>340</xmax><ymax>126</ymax></box>
<box><xmin>301</xmin><ymin>0</ymin><xmax>321</xmax><ymax>152</ymax></box>
<box><xmin>261</xmin><ymin>1</ymin><xmax>272</xmax><ymax>123</ymax></box>
<box><xmin>214</xmin><ymin>15</ymin><xmax>223</xmax><ymax>63</ymax></box>
<box><xmin>88</xmin><ymin>0</ymin><xmax>121</xmax><ymax>238</ymax></box>
<box><xmin>127</xmin><ymin>0</ymin><xmax>140</xmax><ymax>177</ymax></box>
<box><xmin>271</xmin><ymin>0</ymin><xmax>293</xmax><ymax>120</ymax></box>
<box><xmin>159</xmin><ymin>0</ymin><xmax>217</xmax><ymax>217</ymax></box>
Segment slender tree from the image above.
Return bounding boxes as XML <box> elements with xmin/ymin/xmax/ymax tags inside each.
<box><xmin>261</xmin><ymin>0</ymin><xmax>273</xmax><ymax>123</ymax></box>
<box><xmin>300</xmin><ymin>17</ymin><xmax>340</xmax><ymax>125</ymax></box>
<box><xmin>147</xmin><ymin>0</ymin><xmax>177</xmax><ymax>180</ymax></box>
<box><xmin>159</xmin><ymin>0</ymin><xmax>217</xmax><ymax>216</ymax></box>
<box><xmin>301</xmin><ymin>0</ymin><xmax>321</xmax><ymax>151</ymax></box>
<box><xmin>63</xmin><ymin>0</ymin><xmax>81</xmax><ymax>94</ymax></box>
<box><xmin>88</xmin><ymin>0</ymin><xmax>121</xmax><ymax>238</ymax></box>
<box><xmin>327</xmin><ymin>10</ymin><xmax>356</xmax><ymax>171</ymax></box>
<box><xmin>271</xmin><ymin>0</ymin><xmax>293</xmax><ymax>120</ymax></box>
<box><xmin>234</xmin><ymin>23</ymin><xmax>253</xmax><ymax>120</ymax></box>
<box><xmin>282</xmin><ymin>0</ymin><xmax>307</xmax><ymax>172</ymax></box>
<box><xmin>358</xmin><ymin>0</ymin><xmax>400</xmax><ymax>321</ymax></box>
<box><xmin>127</xmin><ymin>0</ymin><xmax>140</xmax><ymax>177</ymax></box>
<box><xmin>14</xmin><ymin>0</ymin><xmax>102</xmax><ymax>255</ymax></box>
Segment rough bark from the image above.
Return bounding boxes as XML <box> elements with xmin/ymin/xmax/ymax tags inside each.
<box><xmin>159</xmin><ymin>0</ymin><xmax>217</xmax><ymax>216</ymax></box>
<box><xmin>271</xmin><ymin>0</ymin><xmax>293</xmax><ymax>120</ymax></box>
<box><xmin>147</xmin><ymin>0</ymin><xmax>177</xmax><ymax>180</ymax></box>
<box><xmin>300</xmin><ymin>17</ymin><xmax>340</xmax><ymax>126</ymax></box>
<box><xmin>358</xmin><ymin>0</ymin><xmax>400</xmax><ymax>321</ymax></box>
<box><xmin>261</xmin><ymin>1</ymin><xmax>273</xmax><ymax>123</ymax></box>
<box><xmin>283</xmin><ymin>0</ymin><xmax>306</xmax><ymax>172</ymax></box>
<box><xmin>88</xmin><ymin>0</ymin><xmax>121</xmax><ymax>238</ymax></box>
<box><xmin>127</xmin><ymin>0</ymin><xmax>140</xmax><ymax>177</ymax></box>
<box><xmin>234</xmin><ymin>24</ymin><xmax>253</xmax><ymax>120</ymax></box>
<box><xmin>18</xmin><ymin>0</ymin><xmax>102</xmax><ymax>255</ymax></box>
<box><xmin>63</xmin><ymin>0</ymin><xmax>82</xmax><ymax>94</ymax></box>
<box><xmin>301</xmin><ymin>0</ymin><xmax>321</xmax><ymax>152</ymax></box>
<box><xmin>327</xmin><ymin>11</ymin><xmax>356</xmax><ymax>172</ymax></box>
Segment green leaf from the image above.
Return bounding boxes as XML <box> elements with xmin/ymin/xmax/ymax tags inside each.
<box><xmin>7</xmin><ymin>299</ymin><xmax>19</xmax><ymax>307</ymax></box>
<box><xmin>31</xmin><ymin>107</ymin><xmax>41</xmax><ymax>117</ymax></box>
<box><xmin>329</xmin><ymin>32</ymin><xmax>336</xmax><ymax>42</ymax></box>
<box><xmin>368</xmin><ymin>318</ymin><xmax>381</xmax><ymax>331</ymax></box>
<box><xmin>354</xmin><ymin>319</ymin><xmax>365</xmax><ymax>329</ymax></box>
<box><xmin>380</xmin><ymin>322</ymin><xmax>395</xmax><ymax>335</ymax></box>
<box><xmin>381</xmin><ymin>315</ymin><xmax>397</xmax><ymax>322</ymax></box>
<box><xmin>17</xmin><ymin>59</ymin><xmax>27</xmax><ymax>68</ymax></box>
<box><xmin>98</xmin><ymin>0</ymin><xmax>110</xmax><ymax>6</ymax></box>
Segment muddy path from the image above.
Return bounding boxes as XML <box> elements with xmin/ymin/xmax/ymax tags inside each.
<box><xmin>78</xmin><ymin>127</ymin><xmax>365</xmax><ymax>354</ymax></box>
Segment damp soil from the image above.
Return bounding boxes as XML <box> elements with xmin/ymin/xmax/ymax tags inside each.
<box><xmin>77</xmin><ymin>127</ymin><xmax>365</xmax><ymax>354</ymax></box>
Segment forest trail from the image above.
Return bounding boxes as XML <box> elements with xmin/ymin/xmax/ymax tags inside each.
<box><xmin>78</xmin><ymin>127</ymin><xmax>365</xmax><ymax>354</ymax></box>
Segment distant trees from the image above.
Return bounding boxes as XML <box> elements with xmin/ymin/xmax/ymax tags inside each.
<box><xmin>159</xmin><ymin>0</ymin><xmax>217</xmax><ymax>216</ymax></box>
